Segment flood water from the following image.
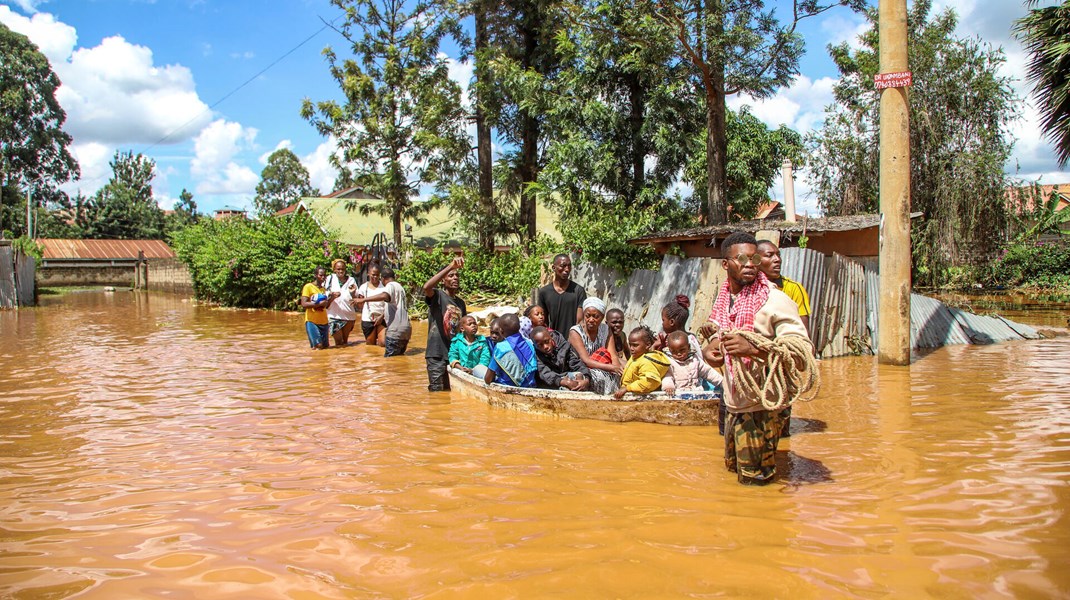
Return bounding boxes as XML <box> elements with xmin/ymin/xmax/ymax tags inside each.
<box><xmin>1</xmin><ymin>290</ymin><xmax>1069</xmax><ymax>598</ymax></box>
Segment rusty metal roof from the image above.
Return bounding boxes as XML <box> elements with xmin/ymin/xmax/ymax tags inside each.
<box><xmin>37</xmin><ymin>239</ymin><xmax>176</xmax><ymax>260</ymax></box>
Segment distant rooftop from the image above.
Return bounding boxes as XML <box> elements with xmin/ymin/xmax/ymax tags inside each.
<box><xmin>37</xmin><ymin>239</ymin><xmax>176</xmax><ymax>260</ymax></box>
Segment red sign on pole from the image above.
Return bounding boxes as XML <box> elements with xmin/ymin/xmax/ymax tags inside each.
<box><xmin>874</xmin><ymin>71</ymin><xmax>912</xmax><ymax>89</ymax></box>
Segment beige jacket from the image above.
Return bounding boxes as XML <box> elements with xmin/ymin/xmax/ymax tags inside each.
<box><xmin>721</xmin><ymin>288</ymin><xmax>811</xmax><ymax>414</ymax></box>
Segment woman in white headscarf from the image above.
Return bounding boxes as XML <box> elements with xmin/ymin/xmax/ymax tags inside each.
<box><xmin>567</xmin><ymin>297</ymin><xmax>622</xmax><ymax>395</ymax></box>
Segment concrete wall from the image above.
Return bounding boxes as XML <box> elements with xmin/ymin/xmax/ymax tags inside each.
<box><xmin>37</xmin><ymin>263</ymin><xmax>138</xmax><ymax>287</ymax></box>
<box><xmin>146</xmin><ymin>258</ymin><xmax>193</xmax><ymax>295</ymax></box>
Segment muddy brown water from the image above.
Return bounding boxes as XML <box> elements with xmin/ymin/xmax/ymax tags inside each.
<box><xmin>1</xmin><ymin>290</ymin><xmax>1069</xmax><ymax>598</ymax></box>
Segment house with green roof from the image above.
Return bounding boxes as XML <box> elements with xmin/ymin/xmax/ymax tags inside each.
<box><xmin>279</xmin><ymin>187</ymin><xmax>562</xmax><ymax>249</ymax></box>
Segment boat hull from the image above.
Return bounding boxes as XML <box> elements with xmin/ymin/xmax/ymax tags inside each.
<box><xmin>448</xmin><ymin>368</ymin><xmax>721</xmax><ymax>426</ymax></box>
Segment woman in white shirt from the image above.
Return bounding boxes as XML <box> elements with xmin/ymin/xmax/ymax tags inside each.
<box><xmin>325</xmin><ymin>259</ymin><xmax>359</xmax><ymax>346</ymax></box>
<box><xmin>356</xmin><ymin>262</ymin><xmax>388</xmax><ymax>345</ymax></box>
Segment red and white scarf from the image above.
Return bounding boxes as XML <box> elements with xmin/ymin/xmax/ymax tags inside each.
<box><xmin>707</xmin><ymin>271</ymin><xmax>771</xmax><ymax>384</ymax></box>
<box><xmin>707</xmin><ymin>271</ymin><xmax>771</xmax><ymax>333</ymax></box>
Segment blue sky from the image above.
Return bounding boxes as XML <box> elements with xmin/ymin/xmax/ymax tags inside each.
<box><xmin>1</xmin><ymin>0</ymin><xmax>1065</xmax><ymax>217</ymax></box>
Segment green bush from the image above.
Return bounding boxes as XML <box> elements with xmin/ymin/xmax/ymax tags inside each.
<box><xmin>396</xmin><ymin>236</ymin><xmax>564</xmax><ymax>306</ymax></box>
<box><xmin>557</xmin><ymin>196</ymin><xmax>694</xmax><ymax>274</ymax></box>
<box><xmin>987</xmin><ymin>239</ymin><xmax>1070</xmax><ymax>289</ymax></box>
<box><xmin>171</xmin><ymin>213</ymin><xmax>350</xmax><ymax>309</ymax></box>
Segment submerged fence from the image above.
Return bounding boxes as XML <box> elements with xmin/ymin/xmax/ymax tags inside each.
<box><xmin>0</xmin><ymin>241</ymin><xmax>35</xmax><ymax>309</ymax></box>
<box><xmin>571</xmin><ymin>249</ymin><xmax>1039</xmax><ymax>359</ymax></box>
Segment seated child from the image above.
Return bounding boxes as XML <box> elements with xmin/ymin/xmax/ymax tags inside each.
<box><xmin>531</xmin><ymin>326</ymin><xmax>591</xmax><ymax>391</ymax></box>
<box><xmin>524</xmin><ymin>305</ymin><xmax>550</xmax><ymax>330</ymax></box>
<box><xmin>653</xmin><ymin>295</ymin><xmax>703</xmax><ymax>354</ymax></box>
<box><xmin>449</xmin><ymin>315</ymin><xmax>491</xmax><ymax>378</ymax></box>
<box><xmin>661</xmin><ymin>330</ymin><xmax>723</xmax><ymax>396</ymax></box>
<box><xmin>483</xmin><ymin>313</ymin><xmax>539</xmax><ymax>388</ymax></box>
<box><xmin>606</xmin><ymin>308</ymin><xmax>630</xmax><ymax>361</ymax></box>
<box><xmin>614</xmin><ymin>325</ymin><xmax>671</xmax><ymax>399</ymax></box>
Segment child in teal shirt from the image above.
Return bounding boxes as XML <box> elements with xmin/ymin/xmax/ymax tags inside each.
<box><xmin>449</xmin><ymin>315</ymin><xmax>491</xmax><ymax>378</ymax></box>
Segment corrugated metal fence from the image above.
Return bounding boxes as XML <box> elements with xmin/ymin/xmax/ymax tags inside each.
<box><xmin>571</xmin><ymin>249</ymin><xmax>1040</xmax><ymax>359</ymax></box>
<box><xmin>0</xmin><ymin>242</ymin><xmax>35</xmax><ymax>309</ymax></box>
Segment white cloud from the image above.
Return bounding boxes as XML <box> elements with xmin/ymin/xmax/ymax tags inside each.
<box><xmin>1</xmin><ymin>0</ymin><xmax>45</xmax><ymax>15</ymax></box>
<box><xmin>302</xmin><ymin>138</ymin><xmax>341</xmax><ymax>194</ymax></box>
<box><xmin>191</xmin><ymin>119</ymin><xmax>259</xmax><ymax>196</ymax></box>
<box><xmin>820</xmin><ymin>12</ymin><xmax>869</xmax><ymax>51</ymax></box>
<box><xmin>728</xmin><ymin>75</ymin><xmax>837</xmax><ymax>133</ymax></box>
<box><xmin>0</xmin><ymin>6</ymin><xmax>75</xmax><ymax>62</ymax></box>
<box><xmin>59</xmin><ymin>141</ymin><xmax>113</xmax><ymax>198</ymax></box>
<box><xmin>0</xmin><ymin>6</ymin><xmax>212</xmax><ymax>147</ymax></box>
<box><xmin>445</xmin><ymin>55</ymin><xmax>474</xmax><ymax>108</ymax></box>
<box><xmin>259</xmin><ymin>139</ymin><xmax>294</xmax><ymax>165</ymax></box>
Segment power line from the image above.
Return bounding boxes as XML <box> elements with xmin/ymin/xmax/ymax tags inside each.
<box><xmin>73</xmin><ymin>12</ymin><xmax>344</xmax><ymax>192</ymax></box>
<box><xmin>139</xmin><ymin>13</ymin><xmax>343</xmax><ymax>154</ymax></box>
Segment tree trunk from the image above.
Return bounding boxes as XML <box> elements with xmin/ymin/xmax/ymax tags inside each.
<box><xmin>519</xmin><ymin>114</ymin><xmax>538</xmax><ymax>243</ymax></box>
<box><xmin>475</xmin><ymin>2</ymin><xmax>496</xmax><ymax>251</ymax></box>
<box><xmin>704</xmin><ymin>1</ymin><xmax>728</xmax><ymax>225</ymax></box>
<box><xmin>627</xmin><ymin>72</ymin><xmax>646</xmax><ymax>205</ymax></box>
<box><xmin>706</xmin><ymin>81</ymin><xmax>728</xmax><ymax>225</ymax></box>
<box><xmin>518</xmin><ymin>4</ymin><xmax>539</xmax><ymax>244</ymax></box>
<box><xmin>391</xmin><ymin>193</ymin><xmax>403</xmax><ymax>250</ymax></box>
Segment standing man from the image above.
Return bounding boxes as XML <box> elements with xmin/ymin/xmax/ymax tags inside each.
<box><xmin>756</xmin><ymin>239</ymin><xmax>813</xmax><ymax>438</ymax></box>
<box><xmin>756</xmin><ymin>240</ymin><xmax>811</xmax><ymax>335</ymax></box>
<box><xmin>423</xmin><ymin>256</ymin><xmax>467</xmax><ymax>391</ymax></box>
<box><xmin>536</xmin><ymin>254</ymin><xmax>587</xmax><ymax>332</ymax></box>
<box><xmin>702</xmin><ymin>232</ymin><xmax>812</xmax><ymax>486</ymax></box>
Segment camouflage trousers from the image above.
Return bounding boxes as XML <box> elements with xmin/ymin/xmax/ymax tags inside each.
<box><xmin>724</xmin><ymin>409</ymin><xmax>784</xmax><ymax>486</ymax></box>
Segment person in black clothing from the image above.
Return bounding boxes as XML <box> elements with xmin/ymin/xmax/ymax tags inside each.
<box><xmin>422</xmin><ymin>256</ymin><xmax>467</xmax><ymax>391</ymax></box>
<box><xmin>531</xmin><ymin>326</ymin><xmax>591</xmax><ymax>391</ymax></box>
<box><xmin>536</xmin><ymin>254</ymin><xmax>587</xmax><ymax>332</ymax></box>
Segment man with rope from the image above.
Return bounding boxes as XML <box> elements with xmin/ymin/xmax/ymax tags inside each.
<box><xmin>701</xmin><ymin>232</ymin><xmax>819</xmax><ymax>486</ymax></box>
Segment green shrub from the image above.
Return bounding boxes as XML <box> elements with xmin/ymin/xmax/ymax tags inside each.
<box><xmin>987</xmin><ymin>239</ymin><xmax>1070</xmax><ymax>289</ymax></box>
<box><xmin>396</xmin><ymin>236</ymin><xmax>564</xmax><ymax>305</ymax></box>
<box><xmin>171</xmin><ymin>213</ymin><xmax>350</xmax><ymax>309</ymax></box>
<box><xmin>556</xmin><ymin>196</ymin><xmax>694</xmax><ymax>274</ymax></box>
<box><xmin>12</xmin><ymin>236</ymin><xmax>43</xmax><ymax>260</ymax></box>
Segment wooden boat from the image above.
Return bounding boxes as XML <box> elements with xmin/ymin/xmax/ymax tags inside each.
<box><xmin>447</xmin><ymin>367</ymin><xmax>721</xmax><ymax>426</ymax></box>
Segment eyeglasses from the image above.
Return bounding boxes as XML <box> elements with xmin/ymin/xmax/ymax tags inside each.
<box><xmin>730</xmin><ymin>253</ymin><xmax>762</xmax><ymax>266</ymax></box>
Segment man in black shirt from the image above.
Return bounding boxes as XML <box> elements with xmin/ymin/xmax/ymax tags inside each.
<box><xmin>423</xmin><ymin>256</ymin><xmax>467</xmax><ymax>391</ymax></box>
<box><xmin>536</xmin><ymin>254</ymin><xmax>587</xmax><ymax>332</ymax></box>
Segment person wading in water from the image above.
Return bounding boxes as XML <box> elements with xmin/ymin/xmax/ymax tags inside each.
<box><xmin>702</xmin><ymin>232</ymin><xmax>814</xmax><ymax>486</ymax></box>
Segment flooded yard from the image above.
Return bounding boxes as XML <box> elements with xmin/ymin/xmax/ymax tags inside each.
<box><xmin>1</xmin><ymin>290</ymin><xmax>1068</xmax><ymax>598</ymax></box>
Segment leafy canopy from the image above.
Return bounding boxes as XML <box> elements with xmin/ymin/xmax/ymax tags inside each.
<box><xmin>1014</xmin><ymin>0</ymin><xmax>1070</xmax><ymax>166</ymax></box>
<box><xmin>75</xmin><ymin>151</ymin><xmax>166</xmax><ymax>240</ymax></box>
<box><xmin>302</xmin><ymin>0</ymin><xmax>471</xmax><ymax>248</ymax></box>
<box><xmin>254</xmin><ymin>148</ymin><xmax>318</xmax><ymax>216</ymax></box>
<box><xmin>806</xmin><ymin>0</ymin><xmax>1018</xmax><ymax>285</ymax></box>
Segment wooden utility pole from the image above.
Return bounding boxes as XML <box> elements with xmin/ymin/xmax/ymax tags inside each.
<box><xmin>877</xmin><ymin>0</ymin><xmax>912</xmax><ymax>365</ymax></box>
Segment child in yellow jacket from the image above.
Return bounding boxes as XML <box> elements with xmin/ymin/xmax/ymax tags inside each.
<box><xmin>614</xmin><ymin>325</ymin><xmax>671</xmax><ymax>399</ymax></box>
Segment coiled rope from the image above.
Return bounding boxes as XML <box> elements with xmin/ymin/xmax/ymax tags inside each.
<box><xmin>727</xmin><ymin>332</ymin><xmax>819</xmax><ymax>411</ymax></box>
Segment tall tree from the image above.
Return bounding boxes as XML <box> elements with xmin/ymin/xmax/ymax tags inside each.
<box><xmin>633</xmin><ymin>0</ymin><xmax>862</xmax><ymax>224</ymax></box>
<box><xmin>0</xmin><ymin>22</ymin><xmax>79</xmax><ymax>236</ymax></box>
<box><xmin>254</xmin><ymin>148</ymin><xmax>318</xmax><ymax>216</ymax></box>
<box><xmin>686</xmin><ymin>106</ymin><xmax>804</xmax><ymax>220</ymax></box>
<box><xmin>1014</xmin><ymin>0</ymin><xmax>1070</xmax><ymax>166</ymax></box>
<box><xmin>481</xmin><ymin>0</ymin><xmax>566</xmax><ymax>243</ymax></box>
<box><xmin>303</xmin><ymin>0</ymin><xmax>471</xmax><ymax>248</ymax></box>
<box><xmin>807</xmin><ymin>1</ymin><xmax>1017</xmax><ymax>284</ymax></box>
<box><xmin>544</xmin><ymin>0</ymin><xmax>695</xmax><ymax>209</ymax></box>
<box><xmin>76</xmin><ymin>151</ymin><xmax>165</xmax><ymax>239</ymax></box>
<box><xmin>166</xmin><ymin>188</ymin><xmax>199</xmax><ymax>236</ymax></box>
<box><xmin>472</xmin><ymin>0</ymin><xmax>497</xmax><ymax>250</ymax></box>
